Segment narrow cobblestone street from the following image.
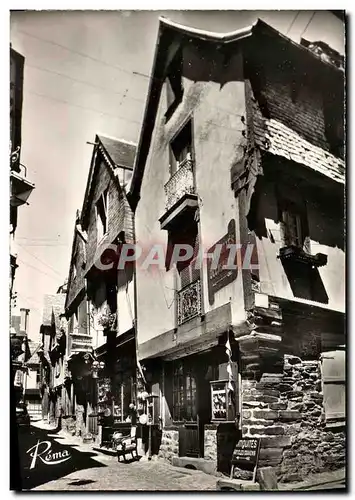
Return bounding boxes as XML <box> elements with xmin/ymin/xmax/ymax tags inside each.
<box><xmin>25</xmin><ymin>422</ymin><xmax>216</xmax><ymax>491</ymax></box>
<box><xmin>33</xmin><ymin>458</ymin><xmax>217</xmax><ymax>491</ymax></box>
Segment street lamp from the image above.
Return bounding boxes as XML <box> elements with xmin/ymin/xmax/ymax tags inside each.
<box><xmin>91</xmin><ymin>360</ymin><xmax>105</xmax><ymax>379</ymax></box>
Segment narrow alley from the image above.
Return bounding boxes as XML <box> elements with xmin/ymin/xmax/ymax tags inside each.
<box><xmin>18</xmin><ymin>421</ymin><xmax>216</xmax><ymax>491</ymax></box>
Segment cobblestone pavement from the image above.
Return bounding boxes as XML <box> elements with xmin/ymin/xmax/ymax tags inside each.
<box><xmin>29</xmin><ymin>422</ymin><xmax>217</xmax><ymax>491</ymax></box>
<box><xmin>33</xmin><ymin>457</ymin><xmax>217</xmax><ymax>491</ymax></box>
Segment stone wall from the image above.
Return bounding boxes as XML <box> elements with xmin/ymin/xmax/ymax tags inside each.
<box><xmin>240</xmin><ymin>354</ymin><xmax>345</xmax><ymax>483</ymax></box>
<box><xmin>204</xmin><ymin>428</ymin><xmax>217</xmax><ymax>461</ymax></box>
<box><xmin>157</xmin><ymin>429</ymin><xmax>179</xmax><ymax>462</ymax></box>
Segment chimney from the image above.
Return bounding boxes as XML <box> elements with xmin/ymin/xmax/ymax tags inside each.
<box><xmin>20</xmin><ymin>308</ymin><xmax>30</xmax><ymax>335</ymax></box>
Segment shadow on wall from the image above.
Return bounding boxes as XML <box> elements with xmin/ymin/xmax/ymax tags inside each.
<box><xmin>281</xmin><ymin>260</ymin><xmax>329</xmax><ymax>304</ymax></box>
<box><xmin>246</xmin><ymin>172</ymin><xmax>343</xmax><ymax>305</ymax></box>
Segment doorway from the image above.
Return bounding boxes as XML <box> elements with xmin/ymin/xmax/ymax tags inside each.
<box><xmin>172</xmin><ymin>351</ymin><xmax>217</xmax><ymax>458</ymax></box>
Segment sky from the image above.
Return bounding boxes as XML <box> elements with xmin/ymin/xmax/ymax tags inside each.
<box><xmin>9</xmin><ymin>10</ymin><xmax>345</xmax><ymax>341</ymax></box>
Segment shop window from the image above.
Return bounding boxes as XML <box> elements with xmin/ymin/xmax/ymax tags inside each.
<box><xmin>170</xmin><ymin>121</ymin><xmax>192</xmax><ymax>173</ymax></box>
<box><xmin>96</xmin><ymin>188</ymin><xmax>109</xmax><ymax>242</ymax></box>
<box><xmin>111</xmin><ymin>375</ymin><xmax>135</xmax><ymax>423</ymax></box>
<box><xmin>321</xmin><ymin>350</ymin><xmax>345</xmax><ymax>426</ymax></box>
<box><xmin>172</xmin><ymin>361</ymin><xmax>197</xmax><ymax>422</ymax></box>
<box><xmin>165</xmin><ymin>48</ymin><xmax>183</xmax><ymax>122</ymax></box>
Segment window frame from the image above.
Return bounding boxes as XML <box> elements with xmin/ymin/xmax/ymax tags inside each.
<box><xmin>279</xmin><ymin>199</ymin><xmax>311</xmax><ymax>254</ymax></box>
<box><xmin>96</xmin><ymin>187</ymin><xmax>109</xmax><ymax>243</ymax></box>
<box><xmin>169</xmin><ymin>120</ymin><xmax>192</xmax><ymax>174</ymax></box>
<box><xmin>172</xmin><ymin>360</ymin><xmax>197</xmax><ymax>423</ymax></box>
<box><xmin>321</xmin><ymin>350</ymin><xmax>345</xmax><ymax>427</ymax></box>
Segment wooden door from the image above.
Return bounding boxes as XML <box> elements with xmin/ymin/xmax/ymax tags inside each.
<box><xmin>179</xmin><ymin>423</ymin><xmax>200</xmax><ymax>458</ymax></box>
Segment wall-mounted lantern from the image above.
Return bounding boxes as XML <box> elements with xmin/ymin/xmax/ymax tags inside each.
<box><xmin>91</xmin><ymin>360</ymin><xmax>105</xmax><ymax>379</ymax></box>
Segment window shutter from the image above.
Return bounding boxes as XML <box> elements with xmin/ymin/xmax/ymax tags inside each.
<box><xmin>321</xmin><ymin>350</ymin><xmax>345</xmax><ymax>424</ymax></box>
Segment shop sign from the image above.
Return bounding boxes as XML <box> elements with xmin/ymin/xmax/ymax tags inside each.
<box><xmin>207</xmin><ymin>220</ymin><xmax>237</xmax><ymax>305</ymax></box>
<box><xmin>231</xmin><ymin>437</ymin><xmax>260</xmax><ymax>476</ymax></box>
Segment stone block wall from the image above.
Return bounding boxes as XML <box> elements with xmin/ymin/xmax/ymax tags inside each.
<box><xmin>204</xmin><ymin>428</ymin><xmax>217</xmax><ymax>461</ymax></box>
<box><xmin>157</xmin><ymin>429</ymin><xmax>179</xmax><ymax>462</ymax></box>
<box><xmin>240</xmin><ymin>354</ymin><xmax>345</xmax><ymax>483</ymax></box>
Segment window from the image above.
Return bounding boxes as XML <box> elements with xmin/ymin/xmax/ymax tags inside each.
<box><xmin>72</xmin><ymin>256</ymin><xmax>77</xmax><ymax>280</ymax></box>
<box><xmin>78</xmin><ymin>300</ymin><xmax>88</xmax><ymax>334</ymax></box>
<box><xmin>112</xmin><ymin>373</ymin><xmax>135</xmax><ymax>423</ymax></box>
<box><xmin>174</xmin><ymin>220</ymin><xmax>200</xmax><ymax>290</ymax></box>
<box><xmin>280</xmin><ymin>202</ymin><xmax>310</xmax><ymax>253</ymax></box>
<box><xmin>74</xmin><ymin>308</ymin><xmax>79</xmax><ymax>331</ymax></box>
<box><xmin>165</xmin><ymin>49</ymin><xmax>183</xmax><ymax>121</ymax></box>
<box><xmin>321</xmin><ymin>350</ymin><xmax>345</xmax><ymax>426</ymax></box>
<box><xmin>172</xmin><ymin>361</ymin><xmax>197</xmax><ymax>422</ymax></box>
<box><xmin>170</xmin><ymin>121</ymin><xmax>192</xmax><ymax>172</ymax></box>
<box><xmin>282</xmin><ymin>210</ymin><xmax>303</xmax><ymax>248</ymax></box>
<box><xmin>323</xmin><ymin>87</ymin><xmax>344</xmax><ymax>159</ymax></box>
<box><xmin>96</xmin><ymin>188</ymin><xmax>108</xmax><ymax>242</ymax></box>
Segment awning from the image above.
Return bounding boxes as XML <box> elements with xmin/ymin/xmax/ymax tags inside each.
<box><xmin>95</xmin><ymin>328</ymin><xmax>135</xmax><ymax>359</ymax></box>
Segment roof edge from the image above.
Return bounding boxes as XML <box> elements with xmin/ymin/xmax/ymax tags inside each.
<box><xmin>158</xmin><ymin>15</ymin><xmax>256</xmax><ymax>43</ymax></box>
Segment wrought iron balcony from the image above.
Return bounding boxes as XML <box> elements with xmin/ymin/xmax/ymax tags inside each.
<box><xmin>160</xmin><ymin>158</ymin><xmax>198</xmax><ymax>230</ymax></box>
<box><xmin>165</xmin><ymin>158</ymin><xmax>195</xmax><ymax>211</ymax></box>
<box><xmin>177</xmin><ymin>279</ymin><xmax>202</xmax><ymax>326</ymax></box>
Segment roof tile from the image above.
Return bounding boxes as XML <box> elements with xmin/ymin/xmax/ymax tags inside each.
<box><xmin>97</xmin><ymin>135</ymin><xmax>136</xmax><ymax>170</ymax></box>
<box><xmin>251</xmin><ymin>99</ymin><xmax>345</xmax><ymax>184</ymax></box>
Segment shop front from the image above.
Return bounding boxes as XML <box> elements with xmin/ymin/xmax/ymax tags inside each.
<box><xmin>94</xmin><ymin>329</ymin><xmax>138</xmax><ymax>448</ymax></box>
<box><xmin>157</xmin><ymin>331</ymin><xmax>241</xmax><ymax>474</ymax></box>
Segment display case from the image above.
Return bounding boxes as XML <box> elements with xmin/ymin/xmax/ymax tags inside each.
<box><xmin>210</xmin><ymin>379</ymin><xmax>236</xmax><ymax>423</ymax></box>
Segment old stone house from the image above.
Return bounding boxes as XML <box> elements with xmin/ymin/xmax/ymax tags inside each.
<box><xmin>127</xmin><ymin>17</ymin><xmax>345</xmax><ymax>481</ymax></box>
<box><xmin>38</xmin><ymin>291</ymin><xmax>66</xmax><ymax>424</ymax></box>
<box><xmin>23</xmin><ymin>340</ymin><xmax>42</xmax><ymax>418</ymax></box>
<box><xmin>63</xmin><ymin>134</ymin><xmax>137</xmax><ymax>443</ymax></box>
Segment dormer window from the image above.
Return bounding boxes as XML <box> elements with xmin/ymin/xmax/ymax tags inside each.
<box><xmin>165</xmin><ymin>48</ymin><xmax>183</xmax><ymax>122</ymax></box>
<box><xmin>96</xmin><ymin>188</ymin><xmax>108</xmax><ymax>242</ymax></box>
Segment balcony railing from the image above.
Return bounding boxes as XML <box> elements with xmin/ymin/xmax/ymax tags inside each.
<box><xmin>177</xmin><ymin>279</ymin><xmax>202</xmax><ymax>326</ymax></box>
<box><xmin>164</xmin><ymin>158</ymin><xmax>195</xmax><ymax>212</ymax></box>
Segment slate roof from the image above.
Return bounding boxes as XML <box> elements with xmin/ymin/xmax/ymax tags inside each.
<box><xmin>251</xmin><ymin>97</ymin><xmax>345</xmax><ymax>184</ymax></box>
<box><xmin>41</xmin><ymin>293</ymin><xmax>66</xmax><ymax>328</ymax></box>
<box><xmin>97</xmin><ymin>135</ymin><xmax>136</xmax><ymax>170</ymax></box>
